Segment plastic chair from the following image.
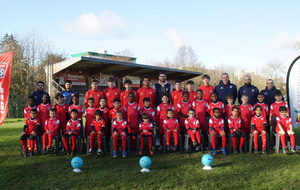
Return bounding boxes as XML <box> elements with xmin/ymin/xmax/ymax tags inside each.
<box><xmin>249</xmin><ymin>125</ymin><xmax>270</xmax><ymax>153</ymax></box>
<box><xmin>162</xmin><ymin>134</ymin><xmax>183</xmax><ymax>154</ymax></box>
<box><xmin>109</xmin><ymin>136</ymin><xmax>131</xmax><ymax>157</ymax></box>
<box><xmin>184</xmin><ymin>133</ymin><xmax>204</xmax><ymax>153</ymax></box>
<box><xmin>136</xmin><ymin>135</ymin><xmax>157</xmax><ymax>156</ymax></box>
<box><xmin>86</xmin><ymin>135</ymin><xmax>107</xmax><ymax>155</ymax></box>
<box><xmin>42</xmin><ymin>136</ymin><xmax>60</xmax><ymax>155</ymax></box>
<box><xmin>20</xmin><ymin>136</ymin><xmax>41</xmax><ymax>156</ymax></box>
<box><xmin>227</xmin><ymin>133</ymin><xmax>247</xmax><ymax>154</ymax></box>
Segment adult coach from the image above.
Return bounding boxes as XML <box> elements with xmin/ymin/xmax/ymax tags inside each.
<box><xmin>61</xmin><ymin>80</ymin><xmax>78</xmax><ymax>105</ymax></box>
<box><xmin>153</xmin><ymin>71</ymin><xmax>173</xmax><ymax>107</ymax></box>
<box><xmin>30</xmin><ymin>81</ymin><xmax>50</xmax><ymax>106</ymax></box>
<box><xmin>237</xmin><ymin>75</ymin><xmax>259</xmax><ymax>105</ymax></box>
<box><xmin>260</xmin><ymin>79</ymin><xmax>279</xmax><ymax>107</ymax></box>
<box><xmin>215</xmin><ymin>73</ymin><xmax>237</xmax><ymax>104</ymax></box>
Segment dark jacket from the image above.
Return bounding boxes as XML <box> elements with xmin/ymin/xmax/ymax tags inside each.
<box><xmin>238</xmin><ymin>84</ymin><xmax>259</xmax><ymax>105</ymax></box>
<box><xmin>215</xmin><ymin>80</ymin><xmax>237</xmax><ymax>104</ymax></box>
<box><xmin>30</xmin><ymin>90</ymin><xmax>50</xmax><ymax>106</ymax></box>
<box><xmin>62</xmin><ymin>90</ymin><xmax>78</xmax><ymax>105</ymax></box>
<box><xmin>260</xmin><ymin>86</ymin><xmax>277</xmax><ymax>107</ymax></box>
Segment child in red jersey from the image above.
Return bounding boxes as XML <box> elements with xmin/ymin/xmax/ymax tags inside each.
<box><xmin>192</xmin><ymin>89</ymin><xmax>208</xmax><ymax>132</ymax></box>
<box><xmin>112</xmin><ymin>110</ymin><xmax>128</xmax><ymax>157</ymax></box>
<box><xmin>89</xmin><ymin>110</ymin><xmax>106</xmax><ymax>155</ymax></box>
<box><xmin>225</xmin><ymin>94</ymin><xmax>235</xmax><ymax>118</ymax></box>
<box><xmin>20</xmin><ymin>109</ymin><xmax>40</xmax><ymax>157</ymax></box>
<box><xmin>140</xmin><ymin>97</ymin><xmax>155</xmax><ymax>123</ymax></box>
<box><xmin>185</xmin><ymin>108</ymin><xmax>201</xmax><ymax>150</ymax></box>
<box><xmin>139</xmin><ymin>113</ymin><xmax>154</xmax><ymax>155</ymax></box>
<box><xmin>198</xmin><ymin>74</ymin><xmax>214</xmax><ymax>103</ymax></box>
<box><xmin>209</xmin><ymin>108</ymin><xmax>227</xmax><ymax>155</ymax></box>
<box><xmin>276</xmin><ymin>106</ymin><xmax>296</xmax><ymax>153</ymax></box>
<box><xmin>84</xmin><ymin>79</ymin><xmax>104</xmax><ymax>108</ymax></box>
<box><xmin>177</xmin><ymin>91</ymin><xmax>193</xmax><ymax>134</ymax></box>
<box><xmin>156</xmin><ymin>93</ymin><xmax>174</xmax><ymax>150</ymax></box>
<box><xmin>124</xmin><ymin>92</ymin><xmax>140</xmax><ymax>147</ymax></box>
<box><xmin>120</xmin><ymin>79</ymin><xmax>138</xmax><ymax>109</ymax></box>
<box><xmin>109</xmin><ymin>98</ymin><xmax>123</xmax><ymax>121</ymax></box>
<box><xmin>37</xmin><ymin>93</ymin><xmax>52</xmax><ymax>134</ymax></box>
<box><xmin>68</xmin><ymin>94</ymin><xmax>84</xmax><ymax>120</ymax></box>
<box><xmin>251</xmin><ymin>105</ymin><xmax>268</xmax><ymax>154</ymax></box>
<box><xmin>103</xmin><ymin>77</ymin><xmax>121</xmax><ymax>109</ymax></box>
<box><xmin>62</xmin><ymin>109</ymin><xmax>82</xmax><ymax>155</ymax></box>
<box><xmin>163</xmin><ymin>109</ymin><xmax>180</xmax><ymax>150</ymax></box>
<box><xmin>84</xmin><ymin>97</ymin><xmax>98</xmax><ymax>137</ymax></box>
<box><xmin>99</xmin><ymin>97</ymin><xmax>109</xmax><ymax>122</ymax></box>
<box><xmin>171</xmin><ymin>79</ymin><xmax>183</xmax><ymax>115</ymax></box>
<box><xmin>208</xmin><ymin>92</ymin><xmax>225</xmax><ymax>117</ymax></box>
<box><xmin>270</xmin><ymin>90</ymin><xmax>289</xmax><ymax>125</ymax></box>
<box><xmin>137</xmin><ymin>75</ymin><xmax>156</xmax><ymax>108</ymax></box>
<box><xmin>254</xmin><ymin>93</ymin><xmax>269</xmax><ymax>119</ymax></box>
<box><xmin>42</xmin><ymin>108</ymin><xmax>60</xmax><ymax>154</ymax></box>
<box><xmin>228</xmin><ymin>106</ymin><xmax>245</xmax><ymax>154</ymax></box>
<box><xmin>186</xmin><ymin>80</ymin><xmax>197</xmax><ymax>102</ymax></box>
<box><xmin>239</xmin><ymin>94</ymin><xmax>253</xmax><ymax>134</ymax></box>
<box><xmin>54</xmin><ymin>93</ymin><xmax>68</xmax><ymax>134</ymax></box>
<box><xmin>24</xmin><ymin>96</ymin><xmax>36</xmax><ymax>119</ymax></box>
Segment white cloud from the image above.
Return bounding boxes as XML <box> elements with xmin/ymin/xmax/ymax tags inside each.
<box><xmin>165</xmin><ymin>28</ymin><xmax>187</xmax><ymax>48</ymax></box>
<box><xmin>273</xmin><ymin>32</ymin><xmax>300</xmax><ymax>49</ymax></box>
<box><xmin>63</xmin><ymin>10</ymin><xmax>126</xmax><ymax>38</ymax></box>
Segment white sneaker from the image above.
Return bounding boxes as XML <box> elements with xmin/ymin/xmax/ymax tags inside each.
<box><xmin>88</xmin><ymin>148</ymin><xmax>93</xmax><ymax>153</ymax></box>
<box><xmin>97</xmin><ymin>149</ymin><xmax>102</xmax><ymax>155</ymax></box>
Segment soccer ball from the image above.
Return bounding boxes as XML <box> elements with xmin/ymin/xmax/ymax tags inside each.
<box><xmin>201</xmin><ymin>154</ymin><xmax>214</xmax><ymax>170</ymax></box>
<box><xmin>71</xmin><ymin>157</ymin><xmax>83</xmax><ymax>172</ymax></box>
<box><xmin>139</xmin><ymin>156</ymin><xmax>152</xmax><ymax>169</ymax></box>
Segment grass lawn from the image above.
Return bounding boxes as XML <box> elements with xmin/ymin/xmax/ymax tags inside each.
<box><xmin>1</xmin><ymin>119</ymin><xmax>300</xmax><ymax>190</ymax></box>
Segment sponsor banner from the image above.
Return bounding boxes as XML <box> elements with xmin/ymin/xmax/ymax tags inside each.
<box><xmin>0</xmin><ymin>52</ymin><xmax>14</xmax><ymax>125</ymax></box>
<box><xmin>94</xmin><ymin>73</ymin><xmax>115</xmax><ymax>86</ymax></box>
<box><xmin>123</xmin><ymin>75</ymin><xmax>140</xmax><ymax>88</ymax></box>
<box><xmin>58</xmin><ymin>71</ymin><xmax>86</xmax><ymax>86</ymax></box>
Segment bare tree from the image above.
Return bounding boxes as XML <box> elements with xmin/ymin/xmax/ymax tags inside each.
<box><xmin>173</xmin><ymin>45</ymin><xmax>202</xmax><ymax>69</ymax></box>
<box><xmin>110</xmin><ymin>49</ymin><xmax>135</xmax><ymax>62</ymax></box>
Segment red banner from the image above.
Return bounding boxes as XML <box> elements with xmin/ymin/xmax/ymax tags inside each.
<box><xmin>58</xmin><ymin>71</ymin><xmax>86</xmax><ymax>86</ymax></box>
<box><xmin>0</xmin><ymin>52</ymin><xmax>14</xmax><ymax>125</ymax></box>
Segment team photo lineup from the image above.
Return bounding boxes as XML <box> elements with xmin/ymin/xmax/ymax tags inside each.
<box><xmin>21</xmin><ymin>71</ymin><xmax>296</xmax><ymax>158</ymax></box>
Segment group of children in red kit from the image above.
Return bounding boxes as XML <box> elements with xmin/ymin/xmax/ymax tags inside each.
<box><xmin>20</xmin><ymin>76</ymin><xmax>297</xmax><ymax>157</ymax></box>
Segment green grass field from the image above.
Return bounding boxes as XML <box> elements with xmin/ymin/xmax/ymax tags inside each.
<box><xmin>1</xmin><ymin>119</ymin><xmax>300</xmax><ymax>190</ymax></box>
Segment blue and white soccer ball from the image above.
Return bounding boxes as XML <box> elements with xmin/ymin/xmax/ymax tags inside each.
<box><xmin>71</xmin><ymin>157</ymin><xmax>83</xmax><ymax>172</ymax></box>
<box><xmin>201</xmin><ymin>154</ymin><xmax>214</xmax><ymax>170</ymax></box>
<box><xmin>139</xmin><ymin>156</ymin><xmax>152</xmax><ymax>172</ymax></box>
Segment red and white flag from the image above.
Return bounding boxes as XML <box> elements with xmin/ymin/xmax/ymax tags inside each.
<box><xmin>0</xmin><ymin>52</ymin><xmax>14</xmax><ymax>125</ymax></box>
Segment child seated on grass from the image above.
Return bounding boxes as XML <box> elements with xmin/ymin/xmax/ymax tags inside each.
<box><xmin>20</xmin><ymin>109</ymin><xmax>40</xmax><ymax>157</ymax></box>
<box><xmin>42</xmin><ymin>108</ymin><xmax>60</xmax><ymax>154</ymax></box>
<box><xmin>62</xmin><ymin>109</ymin><xmax>81</xmax><ymax>155</ymax></box>
<box><xmin>112</xmin><ymin>110</ymin><xmax>128</xmax><ymax>157</ymax></box>
<box><xmin>185</xmin><ymin>108</ymin><xmax>201</xmax><ymax>150</ymax></box>
<box><xmin>139</xmin><ymin>113</ymin><xmax>154</xmax><ymax>155</ymax></box>
<box><xmin>251</xmin><ymin>105</ymin><xmax>267</xmax><ymax>154</ymax></box>
<box><xmin>89</xmin><ymin>110</ymin><xmax>106</xmax><ymax>155</ymax></box>
<box><xmin>163</xmin><ymin>109</ymin><xmax>180</xmax><ymax>151</ymax></box>
<box><xmin>209</xmin><ymin>108</ymin><xmax>227</xmax><ymax>155</ymax></box>
<box><xmin>276</xmin><ymin>106</ymin><xmax>296</xmax><ymax>154</ymax></box>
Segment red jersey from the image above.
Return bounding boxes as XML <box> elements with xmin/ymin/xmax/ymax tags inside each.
<box><xmin>187</xmin><ymin>90</ymin><xmax>197</xmax><ymax>102</ymax></box>
<box><xmin>84</xmin><ymin>107</ymin><xmax>97</xmax><ymax>128</ymax></box>
<box><xmin>192</xmin><ymin>99</ymin><xmax>208</xmax><ymax>124</ymax></box>
<box><xmin>137</xmin><ymin>86</ymin><xmax>156</xmax><ymax>108</ymax></box>
<box><xmin>69</xmin><ymin>104</ymin><xmax>84</xmax><ymax>119</ymax></box>
<box><xmin>24</xmin><ymin>118</ymin><xmax>40</xmax><ymax>134</ymax></box>
<box><xmin>84</xmin><ymin>89</ymin><xmax>104</xmax><ymax>108</ymax></box>
<box><xmin>276</xmin><ymin>115</ymin><xmax>292</xmax><ymax>131</ymax></box>
<box><xmin>225</xmin><ymin>104</ymin><xmax>235</xmax><ymax>117</ymax></box>
<box><xmin>99</xmin><ymin>107</ymin><xmax>110</xmax><ymax>122</ymax></box>
<box><xmin>156</xmin><ymin>103</ymin><xmax>174</xmax><ymax>127</ymax></box>
<box><xmin>228</xmin><ymin>116</ymin><xmax>241</xmax><ymax>133</ymax></box>
<box><xmin>139</xmin><ymin>122</ymin><xmax>154</xmax><ymax>132</ymax></box>
<box><xmin>207</xmin><ymin>101</ymin><xmax>225</xmax><ymax>116</ymax></box>
<box><xmin>109</xmin><ymin>108</ymin><xmax>124</xmax><ymax>121</ymax></box>
<box><xmin>209</xmin><ymin>116</ymin><xmax>225</xmax><ymax>131</ymax></box>
<box><xmin>37</xmin><ymin>103</ymin><xmax>52</xmax><ymax>127</ymax></box>
<box><xmin>66</xmin><ymin>119</ymin><xmax>81</xmax><ymax>133</ymax></box>
<box><xmin>54</xmin><ymin>103</ymin><xmax>68</xmax><ymax>129</ymax></box>
<box><xmin>124</xmin><ymin>102</ymin><xmax>140</xmax><ymax>131</ymax></box>
<box><xmin>185</xmin><ymin>117</ymin><xmax>200</xmax><ymax>130</ymax></box>
<box><xmin>254</xmin><ymin>102</ymin><xmax>269</xmax><ymax>118</ymax></box>
<box><xmin>198</xmin><ymin>85</ymin><xmax>214</xmax><ymax>103</ymax></box>
<box><xmin>171</xmin><ymin>90</ymin><xmax>183</xmax><ymax>109</ymax></box>
<box><xmin>120</xmin><ymin>90</ymin><xmax>138</xmax><ymax>109</ymax></box>
<box><xmin>24</xmin><ymin>106</ymin><xmax>36</xmax><ymax>119</ymax></box>
<box><xmin>239</xmin><ymin>104</ymin><xmax>253</xmax><ymax>127</ymax></box>
<box><xmin>140</xmin><ymin>107</ymin><xmax>155</xmax><ymax>122</ymax></box>
<box><xmin>112</xmin><ymin>119</ymin><xmax>128</xmax><ymax>134</ymax></box>
<box><xmin>44</xmin><ymin>117</ymin><xmax>60</xmax><ymax>132</ymax></box>
<box><xmin>270</xmin><ymin>101</ymin><xmax>289</xmax><ymax>118</ymax></box>
<box><xmin>251</xmin><ymin>115</ymin><xmax>267</xmax><ymax>131</ymax></box>
<box><xmin>103</xmin><ymin>87</ymin><xmax>121</xmax><ymax>109</ymax></box>
<box><xmin>177</xmin><ymin>101</ymin><xmax>193</xmax><ymax>116</ymax></box>
<box><xmin>163</xmin><ymin>118</ymin><xmax>180</xmax><ymax>131</ymax></box>
<box><xmin>91</xmin><ymin>118</ymin><xmax>106</xmax><ymax>133</ymax></box>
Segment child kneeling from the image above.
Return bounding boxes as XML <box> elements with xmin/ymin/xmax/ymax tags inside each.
<box><xmin>112</xmin><ymin>110</ymin><xmax>128</xmax><ymax>157</ymax></box>
<box><xmin>139</xmin><ymin>113</ymin><xmax>154</xmax><ymax>155</ymax></box>
<box><xmin>163</xmin><ymin>109</ymin><xmax>180</xmax><ymax>151</ymax></box>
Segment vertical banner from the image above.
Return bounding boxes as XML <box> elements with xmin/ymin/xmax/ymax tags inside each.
<box><xmin>286</xmin><ymin>55</ymin><xmax>300</xmax><ymax>128</ymax></box>
<box><xmin>0</xmin><ymin>52</ymin><xmax>14</xmax><ymax>125</ymax></box>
